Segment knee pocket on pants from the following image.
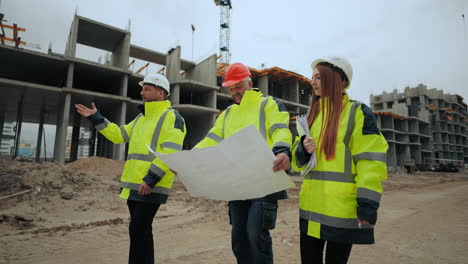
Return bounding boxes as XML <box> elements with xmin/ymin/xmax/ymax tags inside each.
<box><xmin>260</xmin><ymin>231</ymin><xmax>273</xmax><ymax>252</ymax></box>
<box><xmin>262</xmin><ymin>201</ymin><xmax>278</xmax><ymax>230</ymax></box>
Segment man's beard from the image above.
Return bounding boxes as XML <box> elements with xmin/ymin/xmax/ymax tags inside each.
<box><xmin>232</xmin><ymin>92</ymin><xmax>242</xmax><ymax>102</ymax></box>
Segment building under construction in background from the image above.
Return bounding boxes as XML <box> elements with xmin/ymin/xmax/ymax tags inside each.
<box><xmin>2</xmin><ymin>14</ymin><xmax>467</xmax><ymax>173</ymax></box>
<box><xmin>0</xmin><ymin>14</ymin><xmax>311</xmax><ymax>163</ymax></box>
<box><xmin>370</xmin><ymin>84</ymin><xmax>468</xmax><ymax>172</ymax></box>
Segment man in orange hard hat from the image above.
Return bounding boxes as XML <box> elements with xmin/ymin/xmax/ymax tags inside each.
<box><xmin>195</xmin><ymin>63</ymin><xmax>292</xmax><ymax>263</ymax></box>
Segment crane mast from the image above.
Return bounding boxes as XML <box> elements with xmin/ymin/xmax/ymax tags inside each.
<box><xmin>214</xmin><ymin>0</ymin><xmax>232</xmax><ymax>64</ymax></box>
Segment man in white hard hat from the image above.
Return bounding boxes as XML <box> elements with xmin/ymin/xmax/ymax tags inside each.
<box><xmin>75</xmin><ymin>73</ymin><xmax>186</xmax><ymax>264</ymax></box>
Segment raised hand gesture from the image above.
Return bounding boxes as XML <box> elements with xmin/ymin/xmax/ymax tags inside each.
<box><xmin>75</xmin><ymin>103</ymin><xmax>98</xmax><ymax>117</ymax></box>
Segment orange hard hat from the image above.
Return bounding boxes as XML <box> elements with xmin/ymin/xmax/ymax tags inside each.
<box><xmin>222</xmin><ymin>63</ymin><xmax>252</xmax><ymax>87</ymax></box>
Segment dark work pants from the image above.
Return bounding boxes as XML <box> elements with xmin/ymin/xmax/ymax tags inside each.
<box><xmin>300</xmin><ymin>232</ymin><xmax>352</xmax><ymax>264</ymax></box>
<box><xmin>228</xmin><ymin>199</ymin><xmax>278</xmax><ymax>264</ymax></box>
<box><xmin>127</xmin><ymin>200</ymin><xmax>161</xmax><ymax>264</ymax></box>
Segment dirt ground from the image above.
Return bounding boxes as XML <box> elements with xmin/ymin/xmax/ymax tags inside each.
<box><xmin>1</xmin><ymin>157</ymin><xmax>468</xmax><ymax>264</ymax></box>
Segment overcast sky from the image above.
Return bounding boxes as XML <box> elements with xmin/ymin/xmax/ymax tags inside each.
<box><xmin>1</xmin><ymin>0</ymin><xmax>468</xmax><ymax>145</ymax></box>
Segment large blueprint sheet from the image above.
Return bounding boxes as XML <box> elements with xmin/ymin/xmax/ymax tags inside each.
<box><xmin>157</xmin><ymin>126</ymin><xmax>296</xmax><ymax>201</ymax></box>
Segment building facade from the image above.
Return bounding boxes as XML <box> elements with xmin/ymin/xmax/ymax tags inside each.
<box><xmin>370</xmin><ymin>84</ymin><xmax>468</xmax><ymax>171</ymax></box>
<box><xmin>0</xmin><ymin>15</ymin><xmax>312</xmax><ymax>163</ymax></box>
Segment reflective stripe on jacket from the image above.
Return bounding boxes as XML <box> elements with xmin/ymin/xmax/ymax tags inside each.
<box><xmin>291</xmin><ymin>95</ymin><xmax>388</xmax><ymax>244</ymax></box>
<box><xmin>92</xmin><ymin>100</ymin><xmax>186</xmax><ymax>203</ymax></box>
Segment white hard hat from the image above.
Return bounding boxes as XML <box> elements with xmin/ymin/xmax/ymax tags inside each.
<box><xmin>311</xmin><ymin>56</ymin><xmax>353</xmax><ymax>89</ymax></box>
<box><xmin>138</xmin><ymin>73</ymin><xmax>171</xmax><ymax>95</ymax></box>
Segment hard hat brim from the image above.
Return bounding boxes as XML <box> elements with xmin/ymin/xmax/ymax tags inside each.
<box><xmin>310</xmin><ymin>58</ymin><xmax>351</xmax><ymax>89</ymax></box>
<box><xmin>138</xmin><ymin>81</ymin><xmax>171</xmax><ymax>96</ymax></box>
<box><xmin>310</xmin><ymin>59</ymin><xmax>328</xmax><ymax>71</ymax></box>
<box><xmin>222</xmin><ymin>79</ymin><xmax>242</xmax><ymax>87</ymax></box>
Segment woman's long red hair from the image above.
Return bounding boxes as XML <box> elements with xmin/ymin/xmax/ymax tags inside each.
<box><xmin>307</xmin><ymin>64</ymin><xmax>347</xmax><ymax>161</ymax></box>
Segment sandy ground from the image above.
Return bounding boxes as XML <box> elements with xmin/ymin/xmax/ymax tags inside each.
<box><xmin>1</xmin><ymin>157</ymin><xmax>468</xmax><ymax>264</ymax></box>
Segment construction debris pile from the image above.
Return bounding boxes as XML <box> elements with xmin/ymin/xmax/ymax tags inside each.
<box><xmin>0</xmin><ymin>157</ymin><xmax>227</xmax><ymax>234</ymax></box>
<box><xmin>0</xmin><ymin>157</ymin><xmax>123</xmax><ymax>231</ymax></box>
<box><xmin>0</xmin><ymin>156</ymin><xmax>123</xmax><ymax>199</ymax></box>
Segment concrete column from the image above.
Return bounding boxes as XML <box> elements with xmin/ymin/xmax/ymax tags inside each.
<box><xmin>70</xmin><ymin>114</ymin><xmax>80</xmax><ymax>162</ymax></box>
<box><xmin>105</xmin><ymin>73</ymin><xmax>130</xmax><ymax>161</ymax></box>
<box><xmin>65</xmin><ymin>16</ymin><xmax>79</xmax><ymax>57</ymax></box>
<box><xmin>403</xmin><ymin>145</ymin><xmax>411</xmax><ymax>164</ymax></box>
<box><xmin>53</xmin><ymin>93</ymin><xmax>71</xmax><ymax>163</ymax></box>
<box><xmin>66</xmin><ymin>63</ymin><xmax>75</xmax><ymax>88</ymax></box>
<box><xmin>112</xmin><ymin>101</ymin><xmax>126</xmax><ymax>160</ymax></box>
<box><xmin>166</xmin><ymin>46</ymin><xmax>181</xmax><ymax>105</ymax></box>
<box><xmin>396</xmin><ymin>143</ymin><xmax>411</xmax><ymax>168</ymax></box>
<box><xmin>120</xmin><ymin>75</ymin><xmax>128</xmax><ymax>97</ymax></box>
<box><xmin>0</xmin><ymin>113</ymin><xmax>4</xmax><ymax>143</ymax></box>
<box><xmin>258</xmin><ymin>75</ymin><xmax>269</xmax><ymax>95</ymax></box>
<box><xmin>170</xmin><ymin>84</ymin><xmax>180</xmax><ymax>105</ymax></box>
<box><xmin>387</xmin><ymin>142</ymin><xmax>397</xmax><ymax>171</ymax></box>
<box><xmin>13</xmin><ymin>96</ymin><xmax>24</xmax><ymax>159</ymax></box>
<box><xmin>166</xmin><ymin>46</ymin><xmax>182</xmax><ymax>82</ymax></box>
<box><xmin>112</xmin><ymin>32</ymin><xmax>131</xmax><ymax>69</ymax></box>
<box><xmin>53</xmin><ymin>61</ymin><xmax>74</xmax><ymax>163</ymax></box>
<box><xmin>35</xmin><ymin>104</ymin><xmax>45</xmax><ymax>162</ymax></box>
<box><xmin>414</xmin><ymin>145</ymin><xmax>422</xmax><ymax>164</ymax></box>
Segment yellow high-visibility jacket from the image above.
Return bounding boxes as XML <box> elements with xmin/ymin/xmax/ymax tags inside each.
<box><xmin>195</xmin><ymin>89</ymin><xmax>292</xmax><ymax>201</ymax></box>
<box><xmin>89</xmin><ymin>100</ymin><xmax>186</xmax><ymax>204</ymax></box>
<box><xmin>291</xmin><ymin>95</ymin><xmax>388</xmax><ymax>244</ymax></box>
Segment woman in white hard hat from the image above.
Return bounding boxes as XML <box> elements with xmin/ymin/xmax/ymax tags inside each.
<box><xmin>291</xmin><ymin>57</ymin><xmax>388</xmax><ymax>263</ymax></box>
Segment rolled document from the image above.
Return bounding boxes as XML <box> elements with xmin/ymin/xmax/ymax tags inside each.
<box><xmin>296</xmin><ymin>115</ymin><xmax>317</xmax><ymax>176</ymax></box>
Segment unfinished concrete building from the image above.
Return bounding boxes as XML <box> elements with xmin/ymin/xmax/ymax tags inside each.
<box><xmin>370</xmin><ymin>84</ymin><xmax>468</xmax><ymax>171</ymax></box>
<box><xmin>0</xmin><ymin>15</ymin><xmax>312</xmax><ymax>163</ymax></box>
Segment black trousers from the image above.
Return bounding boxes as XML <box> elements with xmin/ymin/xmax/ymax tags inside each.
<box><xmin>300</xmin><ymin>232</ymin><xmax>352</xmax><ymax>264</ymax></box>
<box><xmin>127</xmin><ymin>200</ymin><xmax>161</xmax><ymax>264</ymax></box>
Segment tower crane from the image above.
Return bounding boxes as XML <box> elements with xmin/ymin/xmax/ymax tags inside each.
<box><xmin>214</xmin><ymin>0</ymin><xmax>232</xmax><ymax>64</ymax></box>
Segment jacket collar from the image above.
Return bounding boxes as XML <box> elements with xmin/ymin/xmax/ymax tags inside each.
<box><xmin>239</xmin><ymin>89</ymin><xmax>263</xmax><ymax>106</ymax></box>
<box><xmin>137</xmin><ymin>100</ymin><xmax>172</xmax><ymax>116</ymax></box>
